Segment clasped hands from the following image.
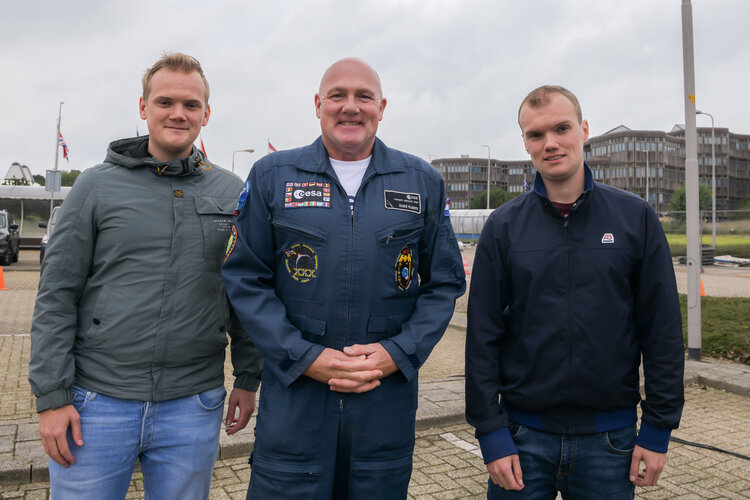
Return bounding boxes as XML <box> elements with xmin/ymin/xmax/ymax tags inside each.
<box><xmin>304</xmin><ymin>343</ymin><xmax>398</xmax><ymax>393</ymax></box>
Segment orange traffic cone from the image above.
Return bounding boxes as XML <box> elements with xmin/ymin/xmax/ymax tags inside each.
<box><xmin>463</xmin><ymin>257</ymin><xmax>471</xmax><ymax>276</ymax></box>
<box><xmin>0</xmin><ymin>267</ymin><xmax>7</xmax><ymax>291</ymax></box>
<box><xmin>700</xmin><ymin>279</ymin><xmax>705</xmax><ymax>297</ymax></box>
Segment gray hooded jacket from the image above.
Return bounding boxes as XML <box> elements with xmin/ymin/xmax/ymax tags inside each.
<box><xmin>29</xmin><ymin>136</ymin><xmax>262</xmax><ymax>412</ymax></box>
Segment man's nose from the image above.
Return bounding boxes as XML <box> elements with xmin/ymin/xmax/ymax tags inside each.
<box><xmin>544</xmin><ymin>134</ymin><xmax>559</xmax><ymax>150</ymax></box>
<box><xmin>342</xmin><ymin>95</ymin><xmax>359</xmax><ymax>113</ymax></box>
<box><xmin>169</xmin><ymin>105</ymin><xmax>188</xmax><ymax>120</ymax></box>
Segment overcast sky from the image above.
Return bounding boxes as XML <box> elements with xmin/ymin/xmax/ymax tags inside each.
<box><xmin>3</xmin><ymin>0</ymin><xmax>747</xmax><ymax>181</ymax></box>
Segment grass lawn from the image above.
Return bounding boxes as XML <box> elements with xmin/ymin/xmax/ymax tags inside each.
<box><xmin>666</xmin><ymin>234</ymin><xmax>750</xmax><ymax>258</ymax></box>
<box><xmin>679</xmin><ymin>294</ymin><xmax>750</xmax><ymax>364</ymax></box>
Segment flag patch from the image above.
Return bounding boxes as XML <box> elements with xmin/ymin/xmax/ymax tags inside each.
<box><xmin>601</xmin><ymin>233</ymin><xmax>615</xmax><ymax>244</ymax></box>
<box><xmin>284</xmin><ymin>181</ymin><xmax>331</xmax><ymax>208</ymax></box>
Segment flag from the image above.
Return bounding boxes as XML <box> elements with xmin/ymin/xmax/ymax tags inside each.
<box><xmin>268</xmin><ymin>141</ymin><xmax>277</xmax><ymax>154</ymax></box>
<box><xmin>58</xmin><ymin>132</ymin><xmax>69</xmax><ymax>161</ymax></box>
<box><xmin>200</xmin><ymin>137</ymin><xmax>208</xmax><ymax>158</ymax></box>
<box><xmin>523</xmin><ymin>175</ymin><xmax>530</xmax><ymax>192</ymax></box>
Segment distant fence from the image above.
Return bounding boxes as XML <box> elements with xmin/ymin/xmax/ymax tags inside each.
<box><xmin>450</xmin><ymin>208</ymin><xmax>750</xmax><ymax>243</ymax></box>
<box><xmin>450</xmin><ymin>209</ymin><xmax>494</xmax><ymax>240</ymax></box>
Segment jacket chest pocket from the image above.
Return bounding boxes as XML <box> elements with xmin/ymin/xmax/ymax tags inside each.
<box><xmin>375</xmin><ymin>219</ymin><xmax>424</xmax><ymax>295</ymax></box>
<box><xmin>195</xmin><ymin>196</ymin><xmax>236</xmax><ymax>270</ymax></box>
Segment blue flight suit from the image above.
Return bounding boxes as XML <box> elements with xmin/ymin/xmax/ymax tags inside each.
<box><xmin>222</xmin><ymin>137</ymin><xmax>465</xmax><ymax>499</ymax></box>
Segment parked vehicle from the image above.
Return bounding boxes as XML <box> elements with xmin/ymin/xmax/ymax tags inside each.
<box><xmin>39</xmin><ymin>206</ymin><xmax>61</xmax><ymax>264</ymax></box>
<box><xmin>0</xmin><ymin>209</ymin><xmax>20</xmax><ymax>266</ymax></box>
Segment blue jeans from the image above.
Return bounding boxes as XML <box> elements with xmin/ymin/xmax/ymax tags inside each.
<box><xmin>488</xmin><ymin>423</ymin><xmax>636</xmax><ymax>499</ymax></box>
<box><xmin>49</xmin><ymin>385</ymin><xmax>226</xmax><ymax>500</ymax></box>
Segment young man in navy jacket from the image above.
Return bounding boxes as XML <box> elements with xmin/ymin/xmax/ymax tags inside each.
<box><xmin>466</xmin><ymin>85</ymin><xmax>684</xmax><ymax>498</ymax></box>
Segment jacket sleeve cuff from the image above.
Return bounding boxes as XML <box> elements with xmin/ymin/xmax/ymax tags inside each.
<box><xmin>232</xmin><ymin>373</ymin><xmax>261</xmax><ymax>392</ymax></box>
<box><xmin>278</xmin><ymin>343</ymin><xmax>325</xmax><ymax>387</ymax></box>
<box><xmin>478</xmin><ymin>427</ymin><xmax>518</xmax><ymax>464</ymax></box>
<box><xmin>380</xmin><ymin>339</ymin><xmax>416</xmax><ymax>382</ymax></box>
<box><xmin>636</xmin><ymin>421</ymin><xmax>672</xmax><ymax>453</ymax></box>
<box><xmin>35</xmin><ymin>389</ymin><xmax>73</xmax><ymax>413</ymax></box>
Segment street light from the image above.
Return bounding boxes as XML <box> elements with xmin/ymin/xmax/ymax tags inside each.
<box><xmin>482</xmin><ymin>145</ymin><xmax>490</xmax><ymax>209</ymax></box>
<box><xmin>232</xmin><ymin>148</ymin><xmax>255</xmax><ymax>174</ymax></box>
<box><xmin>696</xmin><ymin>110</ymin><xmax>716</xmax><ymax>249</ymax></box>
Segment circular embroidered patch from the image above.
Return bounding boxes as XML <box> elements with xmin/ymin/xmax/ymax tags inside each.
<box><xmin>395</xmin><ymin>245</ymin><xmax>413</xmax><ymax>291</ymax></box>
<box><xmin>224</xmin><ymin>225</ymin><xmax>238</xmax><ymax>262</ymax></box>
<box><xmin>285</xmin><ymin>243</ymin><xmax>318</xmax><ymax>283</ymax></box>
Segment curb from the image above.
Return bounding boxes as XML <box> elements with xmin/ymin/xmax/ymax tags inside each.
<box><xmin>2</xmin><ymin>316</ymin><xmax>749</xmax><ymax>486</ymax></box>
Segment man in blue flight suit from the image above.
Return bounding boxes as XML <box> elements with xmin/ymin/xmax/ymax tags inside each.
<box><xmin>222</xmin><ymin>57</ymin><xmax>466</xmax><ymax>499</ymax></box>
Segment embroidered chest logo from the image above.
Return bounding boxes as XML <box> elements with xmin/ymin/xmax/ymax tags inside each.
<box><xmin>601</xmin><ymin>233</ymin><xmax>615</xmax><ymax>244</ymax></box>
<box><xmin>384</xmin><ymin>190</ymin><xmax>421</xmax><ymax>214</ymax></box>
<box><xmin>395</xmin><ymin>245</ymin><xmax>413</xmax><ymax>291</ymax></box>
<box><xmin>285</xmin><ymin>243</ymin><xmax>318</xmax><ymax>283</ymax></box>
<box><xmin>284</xmin><ymin>181</ymin><xmax>331</xmax><ymax>208</ymax></box>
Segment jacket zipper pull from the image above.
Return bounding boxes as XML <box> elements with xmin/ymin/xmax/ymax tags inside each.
<box><xmin>386</xmin><ymin>235</ymin><xmax>393</xmax><ymax>245</ymax></box>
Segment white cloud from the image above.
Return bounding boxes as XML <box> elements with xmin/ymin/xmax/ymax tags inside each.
<box><xmin>2</xmin><ymin>0</ymin><xmax>748</xmax><ymax>181</ymax></box>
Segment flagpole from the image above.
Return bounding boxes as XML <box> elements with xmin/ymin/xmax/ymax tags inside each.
<box><xmin>51</xmin><ymin>102</ymin><xmax>63</xmax><ymax>216</ymax></box>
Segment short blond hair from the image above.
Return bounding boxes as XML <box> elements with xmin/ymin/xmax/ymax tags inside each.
<box><xmin>142</xmin><ymin>52</ymin><xmax>210</xmax><ymax>103</ymax></box>
<box><xmin>518</xmin><ymin>85</ymin><xmax>582</xmax><ymax>127</ymax></box>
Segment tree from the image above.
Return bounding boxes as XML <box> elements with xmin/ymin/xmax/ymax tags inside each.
<box><xmin>60</xmin><ymin>170</ymin><xmax>82</xmax><ymax>187</ymax></box>
<box><xmin>470</xmin><ymin>188</ymin><xmax>519</xmax><ymax>209</ymax></box>
<box><xmin>33</xmin><ymin>174</ymin><xmax>45</xmax><ymax>186</ymax></box>
<box><xmin>669</xmin><ymin>183</ymin><xmax>712</xmax><ymax>213</ymax></box>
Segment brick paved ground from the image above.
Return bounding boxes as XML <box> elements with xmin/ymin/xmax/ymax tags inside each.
<box><xmin>1</xmin><ymin>249</ymin><xmax>749</xmax><ymax>498</ymax></box>
<box><xmin>1</xmin><ymin>385</ymin><xmax>749</xmax><ymax>499</ymax></box>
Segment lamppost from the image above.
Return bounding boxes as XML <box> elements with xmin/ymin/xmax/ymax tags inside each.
<box><xmin>482</xmin><ymin>145</ymin><xmax>490</xmax><ymax>209</ymax></box>
<box><xmin>232</xmin><ymin>148</ymin><xmax>255</xmax><ymax>174</ymax></box>
<box><xmin>696</xmin><ymin>110</ymin><xmax>716</xmax><ymax>249</ymax></box>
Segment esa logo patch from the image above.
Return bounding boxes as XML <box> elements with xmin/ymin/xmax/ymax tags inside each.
<box><xmin>224</xmin><ymin>225</ymin><xmax>238</xmax><ymax>262</ymax></box>
<box><xmin>395</xmin><ymin>245</ymin><xmax>413</xmax><ymax>291</ymax></box>
<box><xmin>284</xmin><ymin>181</ymin><xmax>331</xmax><ymax>208</ymax></box>
<box><xmin>285</xmin><ymin>243</ymin><xmax>318</xmax><ymax>283</ymax></box>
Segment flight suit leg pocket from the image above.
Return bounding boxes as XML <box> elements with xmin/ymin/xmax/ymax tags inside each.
<box><xmin>248</xmin><ymin>455</ymin><xmax>326</xmax><ymax>499</ymax></box>
<box><xmin>349</xmin><ymin>454</ymin><xmax>413</xmax><ymax>500</ymax></box>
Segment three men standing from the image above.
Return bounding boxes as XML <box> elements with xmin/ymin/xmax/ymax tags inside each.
<box><xmin>466</xmin><ymin>86</ymin><xmax>684</xmax><ymax>498</ymax></box>
<box><xmin>222</xmin><ymin>58</ymin><xmax>466</xmax><ymax>499</ymax></box>
<box><xmin>29</xmin><ymin>53</ymin><xmax>262</xmax><ymax>499</ymax></box>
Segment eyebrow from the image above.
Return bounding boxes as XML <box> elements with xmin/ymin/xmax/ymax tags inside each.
<box><xmin>524</xmin><ymin>119</ymin><xmax>573</xmax><ymax>137</ymax></box>
<box><xmin>324</xmin><ymin>86</ymin><xmax>376</xmax><ymax>96</ymax></box>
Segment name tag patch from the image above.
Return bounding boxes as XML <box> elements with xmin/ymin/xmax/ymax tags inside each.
<box><xmin>384</xmin><ymin>190</ymin><xmax>421</xmax><ymax>214</ymax></box>
<box><xmin>284</xmin><ymin>181</ymin><xmax>331</xmax><ymax>208</ymax></box>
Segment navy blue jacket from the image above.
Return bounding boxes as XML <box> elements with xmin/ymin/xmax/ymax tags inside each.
<box><xmin>465</xmin><ymin>165</ymin><xmax>684</xmax><ymax>463</ymax></box>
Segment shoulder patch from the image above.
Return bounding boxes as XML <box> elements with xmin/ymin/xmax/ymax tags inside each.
<box><xmin>235</xmin><ymin>180</ymin><xmax>251</xmax><ymax>216</ymax></box>
<box><xmin>224</xmin><ymin>224</ymin><xmax>238</xmax><ymax>262</ymax></box>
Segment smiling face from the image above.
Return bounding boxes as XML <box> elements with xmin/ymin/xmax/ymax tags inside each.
<box><xmin>519</xmin><ymin>92</ymin><xmax>589</xmax><ymax>195</ymax></box>
<box><xmin>139</xmin><ymin>69</ymin><xmax>210</xmax><ymax>162</ymax></box>
<box><xmin>315</xmin><ymin>58</ymin><xmax>387</xmax><ymax>161</ymax></box>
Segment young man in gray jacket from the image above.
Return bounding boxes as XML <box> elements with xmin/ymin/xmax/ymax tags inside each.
<box><xmin>29</xmin><ymin>53</ymin><xmax>262</xmax><ymax>499</ymax></box>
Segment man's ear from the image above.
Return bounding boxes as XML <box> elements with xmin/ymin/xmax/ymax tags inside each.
<box><xmin>202</xmin><ymin>104</ymin><xmax>211</xmax><ymax>126</ymax></box>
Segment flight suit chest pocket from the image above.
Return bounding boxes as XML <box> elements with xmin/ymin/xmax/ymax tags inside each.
<box><xmin>375</xmin><ymin>219</ymin><xmax>424</xmax><ymax>295</ymax></box>
<box><xmin>272</xmin><ymin>215</ymin><xmax>328</xmax><ymax>303</ymax></box>
<box><xmin>195</xmin><ymin>196</ymin><xmax>236</xmax><ymax>270</ymax></box>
